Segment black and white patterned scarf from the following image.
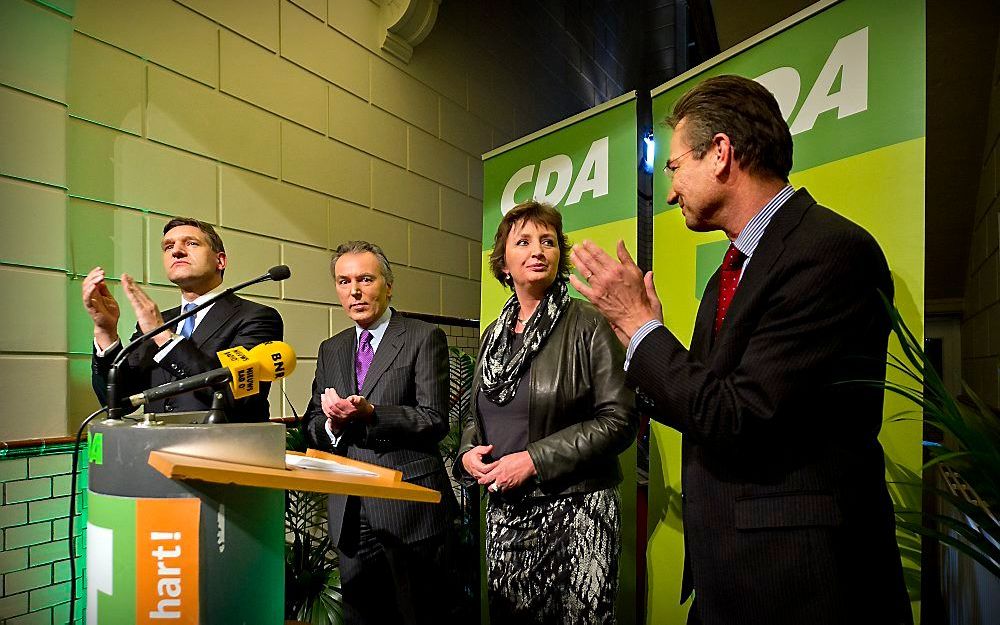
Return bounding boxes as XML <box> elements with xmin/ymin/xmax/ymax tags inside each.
<box><xmin>480</xmin><ymin>279</ymin><xmax>570</xmax><ymax>406</ymax></box>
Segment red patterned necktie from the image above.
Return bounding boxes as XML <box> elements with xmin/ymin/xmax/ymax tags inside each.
<box><xmin>356</xmin><ymin>330</ymin><xmax>374</xmax><ymax>390</ymax></box>
<box><xmin>714</xmin><ymin>244</ymin><xmax>746</xmax><ymax>336</ymax></box>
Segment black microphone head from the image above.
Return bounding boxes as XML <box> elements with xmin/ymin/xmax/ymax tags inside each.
<box><xmin>267</xmin><ymin>265</ymin><xmax>291</xmax><ymax>281</ymax></box>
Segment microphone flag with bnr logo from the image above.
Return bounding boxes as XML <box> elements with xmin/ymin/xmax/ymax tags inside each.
<box><xmin>127</xmin><ymin>342</ymin><xmax>298</xmax><ymax>408</ymax></box>
<box><xmin>217</xmin><ymin>341</ymin><xmax>297</xmax><ymax>399</ymax></box>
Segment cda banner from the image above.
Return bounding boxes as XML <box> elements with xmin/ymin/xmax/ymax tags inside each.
<box><xmin>481</xmin><ymin>91</ymin><xmax>639</xmax><ymax>324</ymax></box>
<box><xmin>481</xmin><ymin>91</ymin><xmax>639</xmax><ymax>623</ymax></box>
<box><xmin>646</xmin><ymin>0</ymin><xmax>924</xmax><ymax>622</ymax></box>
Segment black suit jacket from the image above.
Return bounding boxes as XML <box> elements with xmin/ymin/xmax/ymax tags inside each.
<box><xmin>92</xmin><ymin>292</ymin><xmax>283</xmax><ymax>422</ymax></box>
<box><xmin>628</xmin><ymin>189</ymin><xmax>911</xmax><ymax>625</ymax></box>
<box><xmin>304</xmin><ymin>312</ymin><xmax>457</xmax><ymax>545</ymax></box>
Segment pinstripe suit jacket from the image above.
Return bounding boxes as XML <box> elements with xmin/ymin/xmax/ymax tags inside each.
<box><xmin>629</xmin><ymin>190</ymin><xmax>911</xmax><ymax>625</ymax></box>
<box><xmin>304</xmin><ymin>311</ymin><xmax>457</xmax><ymax>545</ymax></box>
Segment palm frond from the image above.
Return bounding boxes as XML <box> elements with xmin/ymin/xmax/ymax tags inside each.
<box><xmin>284</xmin><ymin>428</ymin><xmax>343</xmax><ymax>623</ymax></box>
<box><xmin>866</xmin><ymin>292</ymin><xmax>1000</xmax><ymax>581</ymax></box>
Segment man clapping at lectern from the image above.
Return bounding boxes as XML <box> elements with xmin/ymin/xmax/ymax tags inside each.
<box><xmin>84</xmin><ymin>217</ymin><xmax>282</xmax><ymax>421</ymax></box>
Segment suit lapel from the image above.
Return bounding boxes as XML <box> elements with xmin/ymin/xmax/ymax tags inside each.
<box><xmin>692</xmin><ymin>270</ymin><xmax>720</xmax><ymax>359</ymax></box>
<box><xmin>162</xmin><ymin>305</ymin><xmax>181</xmax><ymax>330</ymax></box>
<box><xmin>190</xmin><ymin>293</ymin><xmax>239</xmax><ymax>347</ymax></box>
<box><xmin>338</xmin><ymin>330</ymin><xmax>358</xmax><ymax>395</ymax></box>
<box><xmin>713</xmin><ymin>189</ymin><xmax>815</xmax><ymax>345</ymax></box>
<box><xmin>359</xmin><ymin>313</ymin><xmax>405</xmax><ymax>397</ymax></box>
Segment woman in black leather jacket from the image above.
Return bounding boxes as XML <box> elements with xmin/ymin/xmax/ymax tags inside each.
<box><xmin>456</xmin><ymin>200</ymin><xmax>637</xmax><ymax>624</ymax></box>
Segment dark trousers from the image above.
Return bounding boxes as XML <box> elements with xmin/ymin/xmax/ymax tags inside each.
<box><xmin>336</xmin><ymin>502</ymin><xmax>456</xmax><ymax>625</ymax></box>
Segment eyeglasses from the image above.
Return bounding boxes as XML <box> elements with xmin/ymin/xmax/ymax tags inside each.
<box><xmin>663</xmin><ymin>148</ymin><xmax>696</xmax><ymax>179</ymax></box>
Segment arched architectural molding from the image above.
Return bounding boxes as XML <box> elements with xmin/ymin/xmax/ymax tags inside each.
<box><xmin>378</xmin><ymin>0</ymin><xmax>441</xmax><ymax>63</ymax></box>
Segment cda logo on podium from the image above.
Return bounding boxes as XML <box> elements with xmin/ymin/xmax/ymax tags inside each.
<box><xmin>87</xmin><ymin>493</ymin><xmax>200</xmax><ymax>624</ymax></box>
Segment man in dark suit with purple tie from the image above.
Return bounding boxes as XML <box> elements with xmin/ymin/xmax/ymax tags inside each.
<box><xmin>571</xmin><ymin>76</ymin><xmax>911</xmax><ymax>625</ymax></box>
<box><xmin>304</xmin><ymin>240</ymin><xmax>457</xmax><ymax>625</ymax></box>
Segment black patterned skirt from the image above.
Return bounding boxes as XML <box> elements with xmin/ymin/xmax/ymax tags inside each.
<box><xmin>485</xmin><ymin>488</ymin><xmax>621</xmax><ymax>625</ymax></box>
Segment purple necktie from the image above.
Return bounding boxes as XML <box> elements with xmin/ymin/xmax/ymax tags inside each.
<box><xmin>356</xmin><ymin>330</ymin><xmax>374</xmax><ymax>390</ymax></box>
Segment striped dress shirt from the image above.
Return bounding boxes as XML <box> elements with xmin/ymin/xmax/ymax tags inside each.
<box><xmin>625</xmin><ymin>184</ymin><xmax>795</xmax><ymax>369</ymax></box>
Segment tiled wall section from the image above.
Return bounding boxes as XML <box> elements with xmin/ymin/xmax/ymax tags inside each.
<box><xmin>1</xmin><ymin>0</ymin><xmax>631</xmax><ymax>438</ymax></box>
<box><xmin>0</xmin><ymin>452</ymin><xmax>87</xmax><ymax>625</ymax></box>
<box><xmin>439</xmin><ymin>322</ymin><xmax>480</xmax><ymax>361</ymax></box>
<box><xmin>963</xmin><ymin>29</ymin><xmax>1000</xmax><ymax>409</ymax></box>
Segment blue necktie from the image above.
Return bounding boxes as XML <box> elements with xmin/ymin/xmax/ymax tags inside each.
<box><xmin>179</xmin><ymin>303</ymin><xmax>197</xmax><ymax>338</ymax></box>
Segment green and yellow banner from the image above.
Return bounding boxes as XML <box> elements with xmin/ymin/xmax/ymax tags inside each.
<box><xmin>647</xmin><ymin>0</ymin><xmax>925</xmax><ymax>622</ymax></box>
<box><xmin>481</xmin><ymin>92</ymin><xmax>639</xmax><ymax>326</ymax></box>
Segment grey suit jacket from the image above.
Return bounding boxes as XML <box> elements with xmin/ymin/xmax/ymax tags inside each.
<box><xmin>304</xmin><ymin>311</ymin><xmax>457</xmax><ymax>545</ymax></box>
<box><xmin>629</xmin><ymin>189</ymin><xmax>911</xmax><ymax>625</ymax></box>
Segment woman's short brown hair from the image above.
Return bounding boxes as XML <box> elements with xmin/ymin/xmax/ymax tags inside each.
<box><xmin>489</xmin><ymin>200</ymin><xmax>571</xmax><ymax>289</ymax></box>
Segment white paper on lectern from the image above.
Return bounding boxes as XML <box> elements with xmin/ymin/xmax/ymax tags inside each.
<box><xmin>285</xmin><ymin>453</ymin><xmax>378</xmax><ymax>477</ymax></box>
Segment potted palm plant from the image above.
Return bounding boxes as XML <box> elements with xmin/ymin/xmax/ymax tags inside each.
<box><xmin>439</xmin><ymin>346</ymin><xmax>480</xmax><ymax>622</ymax></box>
<box><xmin>285</xmin><ymin>427</ymin><xmax>344</xmax><ymax>625</ymax></box>
<box><xmin>875</xmin><ymin>296</ymin><xmax>999</xmax><ymax>580</ymax></box>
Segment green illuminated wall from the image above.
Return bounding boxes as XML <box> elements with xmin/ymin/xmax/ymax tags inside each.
<box><xmin>0</xmin><ymin>449</ymin><xmax>88</xmax><ymax>624</ymax></box>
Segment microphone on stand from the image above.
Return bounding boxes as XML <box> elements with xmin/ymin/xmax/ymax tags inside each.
<box><xmin>105</xmin><ymin>265</ymin><xmax>291</xmax><ymax>419</ymax></box>
<box><xmin>126</xmin><ymin>341</ymin><xmax>297</xmax><ymax>409</ymax></box>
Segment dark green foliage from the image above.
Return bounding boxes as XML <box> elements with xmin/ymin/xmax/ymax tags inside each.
<box><xmin>874</xmin><ymin>295</ymin><xmax>999</xmax><ymax>580</ymax></box>
<box><xmin>285</xmin><ymin>428</ymin><xmax>344</xmax><ymax>625</ymax></box>
<box><xmin>441</xmin><ymin>346</ymin><xmax>480</xmax><ymax>621</ymax></box>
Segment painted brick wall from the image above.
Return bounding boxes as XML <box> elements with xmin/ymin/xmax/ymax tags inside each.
<box><xmin>963</xmin><ymin>30</ymin><xmax>1000</xmax><ymax>408</ymax></box>
<box><xmin>0</xmin><ymin>451</ymin><xmax>87</xmax><ymax>625</ymax></box>
<box><xmin>443</xmin><ymin>323</ymin><xmax>481</xmax><ymax>361</ymax></box>
<box><xmin>0</xmin><ymin>0</ymin><xmax>73</xmax><ymax>444</ymax></box>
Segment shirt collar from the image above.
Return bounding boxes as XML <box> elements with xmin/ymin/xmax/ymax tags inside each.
<box><xmin>356</xmin><ymin>307</ymin><xmax>392</xmax><ymax>341</ymax></box>
<box><xmin>180</xmin><ymin>284</ymin><xmax>224</xmax><ymax>310</ymax></box>
<box><xmin>733</xmin><ymin>184</ymin><xmax>795</xmax><ymax>258</ymax></box>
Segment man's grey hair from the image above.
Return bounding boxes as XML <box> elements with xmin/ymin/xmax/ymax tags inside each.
<box><xmin>330</xmin><ymin>240</ymin><xmax>395</xmax><ymax>286</ymax></box>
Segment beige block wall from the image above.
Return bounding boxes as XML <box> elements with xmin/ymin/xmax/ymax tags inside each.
<box><xmin>0</xmin><ymin>0</ymin><xmax>71</xmax><ymax>437</ymax></box>
<box><xmin>2</xmin><ymin>0</ymin><xmax>614</xmax><ymax>436</ymax></box>
<box><xmin>963</xmin><ymin>29</ymin><xmax>1000</xmax><ymax>408</ymax></box>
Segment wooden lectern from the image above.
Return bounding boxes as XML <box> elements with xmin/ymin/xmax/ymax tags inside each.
<box><xmin>148</xmin><ymin>448</ymin><xmax>441</xmax><ymax>503</ymax></box>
